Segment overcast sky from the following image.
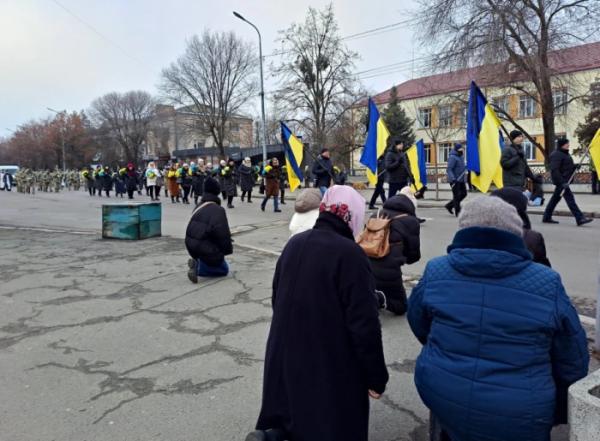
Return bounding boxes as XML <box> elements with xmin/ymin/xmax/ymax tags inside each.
<box><xmin>0</xmin><ymin>0</ymin><xmax>422</xmax><ymax>132</ymax></box>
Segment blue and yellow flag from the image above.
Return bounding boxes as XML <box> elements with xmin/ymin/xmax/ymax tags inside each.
<box><xmin>360</xmin><ymin>98</ymin><xmax>390</xmax><ymax>185</ymax></box>
<box><xmin>407</xmin><ymin>139</ymin><xmax>427</xmax><ymax>192</ymax></box>
<box><xmin>280</xmin><ymin>122</ymin><xmax>304</xmax><ymax>192</ymax></box>
<box><xmin>466</xmin><ymin>81</ymin><xmax>504</xmax><ymax>193</ymax></box>
<box><xmin>589</xmin><ymin>128</ymin><xmax>600</xmax><ymax>173</ymax></box>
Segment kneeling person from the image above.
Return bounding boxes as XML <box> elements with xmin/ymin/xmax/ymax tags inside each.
<box><xmin>185</xmin><ymin>177</ymin><xmax>233</xmax><ymax>282</ymax></box>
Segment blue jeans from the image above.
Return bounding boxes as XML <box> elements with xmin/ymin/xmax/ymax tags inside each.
<box><xmin>197</xmin><ymin>259</ymin><xmax>229</xmax><ymax>277</ymax></box>
<box><xmin>319</xmin><ymin>186</ymin><xmax>328</xmax><ymax>196</ymax></box>
<box><xmin>261</xmin><ymin>195</ymin><xmax>279</xmax><ymax>211</ymax></box>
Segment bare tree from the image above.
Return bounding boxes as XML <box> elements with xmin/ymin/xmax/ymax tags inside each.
<box><xmin>161</xmin><ymin>31</ymin><xmax>257</xmax><ymax>158</ymax></box>
<box><xmin>417</xmin><ymin>0</ymin><xmax>600</xmax><ymax>160</ymax></box>
<box><xmin>90</xmin><ymin>91</ymin><xmax>156</xmax><ymax>164</ymax></box>
<box><xmin>271</xmin><ymin>4</ymin><xmax>359</xmax><ymax>153</ymax></box>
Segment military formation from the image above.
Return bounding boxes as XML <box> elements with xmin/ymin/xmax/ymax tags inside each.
<box><xmin>14</xmin><ymin>168</ymin><xmax>83</xmax><ymax>194</ymax></box>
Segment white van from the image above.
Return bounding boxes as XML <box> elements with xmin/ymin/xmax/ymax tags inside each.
<box><xmin>0</xmin><ymin>165</ymin><xmax>19</xmax><ymax>190</ymax></box>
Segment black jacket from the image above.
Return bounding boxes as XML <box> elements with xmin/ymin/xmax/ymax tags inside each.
<box><xmin>256</xmin><ymin>212</ymin><xmax>388</xmax><ymax>441</ymax></box>
<box><xmin>311</xmin><ymin>156</ymin><xmax>333</xmax><ymax>188</ymax></box>
<box><xmin>238</xmin><ymin>164</ymin><xmax>254</xmax><ymax>192</ymax></box>
<box><xmin>501</xmin><ymin>143</ymin><xmax>530</xmax><ymax>188</ymax></box>
<box><xmin>549</xmin><ymin>148</ymin><xmax>576</xmax><ymax>186</ymax></box>
<box><xmin>124</xmin><ymin>171</ymin><xmax>138</xmax><ymax>191</ymax></box>
<box><xmin>385</xmin><ymin>148</ymin><xmax>412</xmax><ymax>185</ymax></box>
<box><xmin>185</xmin><ymin>193</ymin><xmax>233</xmax><ymax>266</ymax></box>
<box><xmin>368</xmin><ymin>196</ymin><xmax>421</xmax><ymax>295</ymax></box>
<box><xmin>376</xmin><ymin>157</ymin><xmax>386</xmax><ymax>184</ymax></box>
<box><xmin>191</xmin><ymin>170</ymin><xmax>206</xmax><ymax>194</ymax></box>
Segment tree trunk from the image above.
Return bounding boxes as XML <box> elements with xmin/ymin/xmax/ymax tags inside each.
<box><xmin>540</xmin><ymin>87</ymin><xmax>556</xmax><ymax>165</ymax></box>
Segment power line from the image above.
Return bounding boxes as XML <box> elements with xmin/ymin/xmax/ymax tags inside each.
<box><xmin>50</xmin><ymin>0</ymin><xmax>150</xmax><ymax>68</ymax></box>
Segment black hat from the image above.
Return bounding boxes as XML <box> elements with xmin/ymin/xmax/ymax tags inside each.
<box><xmin>509</xmin><ymin>130</ymin><xmax>523</xmax><ymax>141</ymax></box>
<box><xmin>454</xmin><ymin>142</ymin><xmax>463</xmax><ymax>150</ymax></box>
<box><xmin>491</xmin><ymin>188</ymin><xmax>531</xmax><ymax>230</ymax></box>
<box><xmin>394</xmin><ymin>138</ymin><xmax>404</xmax><ymax>146</ymax></box>
<box><xmin>557</xmin><ymin>138</ymin><xmax>570</xmax><ymax>149</ymax></box>
<box><xmin>203</xmin><ymin>177</ymin><xmax>221</xmax><ymax>196</ymax></box>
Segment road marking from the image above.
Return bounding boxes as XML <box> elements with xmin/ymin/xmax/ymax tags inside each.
<box><xmin>234</xmin><ymin>243</ymin><xmax>282</xmax><ymax>257</ymax></box>
<box><xmin>0</xmin><ymin>225</ymin><xmax>96</xmax><ymax>235</ymax></box>
<box><xmin>579</xmin><ymin>314</ymin><xmax>596</xmax><ymax>327</ymax></box>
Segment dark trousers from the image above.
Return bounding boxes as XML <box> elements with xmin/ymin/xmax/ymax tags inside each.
<box><xmin>227</xmin><ymin>195</ymin><xmax>234</xmax><ymax>207</ymax></box>
<box><xmin>280</xmin><ymin>188</ymin><xmax>285</xmax><ymax>203</ymax></box>
<box><xmin>592</xmin><ymin>171</ymin><xmax>599</xmax><ymax>194</ymax></box>
<box><xmin>543</xmin><ymin>185</ymin><xmax>583</xmax><ymax>222</ymax></box>
<box><xmin>445</xmin><ymin>183</ymin><xmax>467</xmax><ymax>216</ymax></box>
<box><xmin>182</xmin><ymin>186</ymin><xmax>191</xmax><ymax>203</ymax></box>
<box><xmin>388</xmin><ymin>182</ymin><xmax>406</xmax><ymax>199</ymax></box>
<box><xmin>127</xmin><ymin>189</ymin><xmax>135</xmax><ymax>199</ymax></box>
<box><xmin>369</xmin><ymin>181</ymin><xmax>387</xmax><ymax>207</ymax></box>
<box><xmin>88</xmin><ymin>186</ymin><xmax>93</xmax><ymax>196</ymax></box>
<box><xmin>241</xmin><ymin>190</ymin><xmax>252</xmax><ymax>202</ymax></box>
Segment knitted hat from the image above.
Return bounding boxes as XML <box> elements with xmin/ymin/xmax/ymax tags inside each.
<box><xmin>294</xmin><ymin>188</ymin><xmax>322</xmax><ymax>214</ymax></box>
<box><xmin>509</xmin><ymin>130</ymin><xmax>523</xmax><ymax>140</ymax></box>
<box><xmin>203</xmin><ymin>177</ymin><xmax>221</xmax><ymax>196</ymax></box>
<box><xmin>454</xmin><ymin>143</ymin><xmax>463</xmax><ymax>150</ymax></box>
<box><xmin>458</xmin><ymin>196</ymin><xmax>523</xmax><ymax>237</ymax></box>
<box><xmin>557</xmin><ymin>138</ymin><xmax>570</xmax><ymax>148</ymax></box>
<box><xmin>400</xmin><ymin>186</ymin><xmax>417</xmax><ymax>209</ymax></box>
<box><xmin>491</xmin><ymin>188</ymin><xmax>531</xmax><ymax>230</ymax></box>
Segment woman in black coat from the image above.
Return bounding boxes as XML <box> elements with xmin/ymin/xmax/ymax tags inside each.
<box><xmin>491</xmin><ymin>188</ymin><xmax>551</xmax><ymax>267</ymax></box>
<box><xmin>220</xmin><ymin>160</ymin><xmax>237</xmax><ymax>208</ymax></box>
<box><xmin>124</xmin><ymin>163</ymin><xmax>139</xmax><ymax>199</ymax></box>
<box><xmin>191</xmin><ymin>165</ymin><xmax>207</xmax><ymax>206</ymax></box>
<box><xmin>368</xmin><ymin>195</ymin><xmax>421</xmax><ymax>315</ymax></box>
<box><xmin>101</xmin><ymin>166</ymin><xmax>113</xmax><ymax>197</ymax></box>
<box><xmin>249</xmin><ymin>186</ymin><xmax>389</xmax><ymax>441</ymax></box>
<box><xmin>238</xmin><ymin>158</ymin><xmax>254</xmax><ymax>203</ymax></box>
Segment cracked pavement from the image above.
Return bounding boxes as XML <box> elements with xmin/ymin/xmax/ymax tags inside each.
<box><xmin>0</xmin><ymin>228</ymin><xmax>431</xmax><ymax>441</ymax></box>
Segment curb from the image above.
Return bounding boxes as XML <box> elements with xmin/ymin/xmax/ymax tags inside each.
<box><xmin>416</xmin><ymin>202</ymin><xmax>600</xmax><ymax>219</ymax></box>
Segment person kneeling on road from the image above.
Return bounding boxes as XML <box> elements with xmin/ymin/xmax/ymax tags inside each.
<box><xmin>185</xmin><ymin>177</ymin><xmax>233</xmax><ymax>282</ymax></box>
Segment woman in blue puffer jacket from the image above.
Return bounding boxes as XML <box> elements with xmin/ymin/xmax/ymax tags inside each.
<box><xmin>408</xmin><ymin>196</ymin><xmax>588</xmax><ymax>441</ymax></box>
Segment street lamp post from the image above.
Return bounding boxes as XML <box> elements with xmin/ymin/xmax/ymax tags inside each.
<box><xmin>233</xmin><ymin>11</ymin><xmax>268</xmax><ymax>164</ymax></box>
<box><xmin>47</xmin><ymin>107</ymin><xmax>67</xmax><ymax>174</ymax></box>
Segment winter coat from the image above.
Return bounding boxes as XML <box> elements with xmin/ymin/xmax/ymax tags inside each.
<box><xmin>191</xmin><ymin>169</ymin><xmax>206</xmax><ymax>195</ymax></box>
<box><xmin>549</xmin><ymin>148</ymin><xmax>576</xmax><ymax>187</ymax></box>
<box><xmin>185</xmin><ymin>193</ymin><xmax>233</xmax><ymax>266</ymax></box>
<box><xmin>238</xmin><ymin>164</ymin><xmax>255</xmax><ymax>192</ymax></box>
<box><xmin>524</xmin><ymin>228</ymin><xmax>551</xmax><ymax>267</ymax></box>
<box><xmin>368</xmin><ymin>196</ymin><xmax>421</xmax><ymax>297</ymax></box>
<box><xmin>311</xmin><ymin>156</ymin><xmax>333</xmax><ymax>188</ymax></box>
<box><xmin>446</xmin><ymin>149</ymin><xmax>466</xmax><ymax>183</ymax></box>
<box><xmin>114</xmin><ymin>174</ymin><xmax>126</xmax><ymax>194</ymax></box>
<box><xmin>501</xmin><ymin>143</ymin><xmax>530</xmax><ymax>188</ymax></box>
<box><xmin>289</xmin><ymin>210</ymin><xmax>320</xmax><ymax>236</ymax></box>
<box><xmin>145</xmin><ymin>168</ymin><xmax>160</xmax><ymax>186</ymax></box>
<box><xmin>408</xmin><ymin>226</ymin><xmax>589</xmax><ymax>441</ymax></box>
<box><xmin>376</xmin><ymin>157</ymin><xmax>386</xmax><ymax>184</ymax></box>
<box><xmin>179</xmin><ymin>169</ymin><xmax>193</xmax><ymax>188</ymax></box>
<box><xmin>220</xmin><ymin>166</ymin><xmax>237</xmax><ymax>196</ymax></box>
<box><xmin>166</xmin><ymin>170</ymin><xmax>180</xmax><ymax>196</ymax></box>
<box><xmin>101</xmin><ymin>172</ymin><xmax>113</xmax><ymax>191</ymax></box>
<box><xmin>124</xmin><ymin>170</ymin><xmax>138</xmax><ymax>191</ymax></box>
<box><xmin>385</xmin><ymin>148</ymin><xmax>412</xmax><ymax>185</ymax></box>
<box><xmin>256</xmin><ymin>212</ymin><xmax>389</xmax><ymax>441</ymax></box>
<box><xmin>264</xmin><ymin>166</ymin><xmax>280</xmax><ymax>197</ymax></box>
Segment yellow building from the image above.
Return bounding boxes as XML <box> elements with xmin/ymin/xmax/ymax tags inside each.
<box><xmin>361</xmin><ymin>42</ymin><xmax>600</xmax><ymax>171</ymax></box>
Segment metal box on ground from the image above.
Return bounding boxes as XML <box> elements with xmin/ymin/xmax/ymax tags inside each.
<box><xmin>102</xmin><ymin>202</ymin><xmax>161</xmax><ymax>240</ymax></box>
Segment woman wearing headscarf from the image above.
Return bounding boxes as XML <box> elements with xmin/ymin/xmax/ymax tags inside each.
<box><xmin>221</xmin><ymin>159</ymin><xmax>237</xmax><ymax>208</ymax></box>
<box><xmin>248</xmin><ymin>186</ymin><xmax>389</xmax><ymax>441</ymax></box>
<box><xmin>178</xmin><ymin>163</ymin><xmax>193</xmax><ymax>205</ymax></box>
<box><xmin>238</xmin><ymin>157</ymin><xmax>255</xmax><ymax>203</ymax></box>
<box><xmin>124</xmin><ymin>163</ymin><xmax>139</xmax><ymax>200</ymax></box>
<box><xmin>191</xmin><ymin>159</ymin><xmax>206</xmax><ymax>205</ymax></box>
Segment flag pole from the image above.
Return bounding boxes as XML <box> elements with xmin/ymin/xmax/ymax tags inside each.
<box><xmin>560</xmin><ymin>144</ymin><xmax>592</xmax><ymax>197</ymax></box>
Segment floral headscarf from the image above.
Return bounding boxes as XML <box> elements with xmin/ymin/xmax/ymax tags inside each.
<box><xmin>319</xmin><ymin>185</ymin><xmax>366</xmax><ymax>237</ymax></box>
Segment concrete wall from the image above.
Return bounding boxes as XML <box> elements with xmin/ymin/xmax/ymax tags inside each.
<box><xmin>569</xmin><ymin>368</ymin><xmax>600</xmax><ymax>441</ymax></box>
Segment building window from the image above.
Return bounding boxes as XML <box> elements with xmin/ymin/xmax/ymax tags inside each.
<box><xmin>424</xmin><ymin>144</ymin><xmax>432</xmax><ymax>164</ymax></box>
<box><xmin>230</xmin><ymin>122</ymin><xmax>240</xmax><ymax>132</ymax></box>
<box><xmin>438</xmin><ymin>142</ymin><xmax>452</xmax><ymax>163</ymax></box>
<box><xmin>519</xmin><ymin>95</ymin><xmax>537</xmax><ymax>118</ymax></box>
<box><xmin>438</xmin><ymin>105</ymin><xmax>452</xmax><ymax>127</ymax></box>
<box><xmin>553</xmin><ymin>89</ymin><xmax>568</xmax><ymax>115</ymax></box>
<box><xmin>458</xmin><ymin>105</ymin><xmax>467</xmax><ymax>127</ymax></box>
<box><xmin>522</xmin><ymin>140</ymin><xmax>537</xmax><ymax>161</ymax></box>
<box><xmin>418</xmin><ymin>108</ymin><xmax>432</xmax><ymax>128</ymax></box>
<box><xmin>492</xmin><ymin>96</ymin><xmax>509</xmax><ymax>115</ymax></box>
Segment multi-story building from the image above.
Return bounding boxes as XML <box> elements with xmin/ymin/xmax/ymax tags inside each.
<box><xmin>359</xmin><ymin>42</ymin><xmax>600</xmax><ymax>172</ymax></box>
<box><xmin>143</xmin><ymin>104</ymin><xmax>254</xmax><ymax>163</ymax></box>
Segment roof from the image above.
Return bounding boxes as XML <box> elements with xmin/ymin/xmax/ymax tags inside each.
<box><xmin>371</xmin><ymin>41</ymin><xmax>600</xmax><ymax>104</ymax></box>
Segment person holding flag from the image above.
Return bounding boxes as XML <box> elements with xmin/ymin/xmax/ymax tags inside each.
<box><xmin>360</xmin><ymin>98</ymin><xmax>391</xmax><ymax>194</ymax></box>
<box><xmin>445</xmin><ymin>143</ymin><xmax>467</xmax><ymax>216</ymax></box>
<box><xmin>501</xmin><ymin>130</ymin><xmax>532</xmax><ymax>191</ymax></box>
<box><xmin>280</xmin><ymin>121</ymin><xmax>304</xmax><ymax>194</ymax></box>
<box><xmin>385</xmin><ymin>139</ymin><xmax>413</xmax><ymax>198</ymax></box>
<box><xmin>543</xmin><ymin>138</ymin><xmax>593</xmax><ymax>226</ymax></box>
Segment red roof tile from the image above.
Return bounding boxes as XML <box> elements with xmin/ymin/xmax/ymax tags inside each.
<box><xmin>371</xmin><ymin>41</ymin><xmax>600</xmax><ymax>104</ymax></box>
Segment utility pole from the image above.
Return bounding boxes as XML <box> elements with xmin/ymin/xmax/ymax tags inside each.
<box><xmin>233</xmin><ymin>11</ymin><xmax>267</xmax><ymax>163</ymax></box>
<box><xmin>47</xmin><ymin>107</ymin><xmax>67</xmax><ymax>174</ymax></box>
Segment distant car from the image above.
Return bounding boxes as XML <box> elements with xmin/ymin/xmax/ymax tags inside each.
<box><xmin>0</xmin><ymin>165</ymin><xmax>19</xmax><ymax>190</ymax></box>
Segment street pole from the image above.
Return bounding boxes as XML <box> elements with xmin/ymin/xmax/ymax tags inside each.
<box><xmin>47</xmin><ymin>107</ymin><xmax>67</xmax><ymax>174</ymax></box>
<box><xmin>233</xmin><ymin>11</ymin><xmax>267</xmax><ymax>164</ymax></box>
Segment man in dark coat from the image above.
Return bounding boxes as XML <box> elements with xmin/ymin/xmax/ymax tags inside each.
<box><xmin>238</xmin><ymin>157</ymin><xmax>255</xmax><ymax>203</ymax></box>
<box><xmin>444</xmin><ymin>143</ymin><xmax>467</xmax><ymax>216</ymax></box>
<box><xmin>311</xmin><ymin>148</ymin><xmax>333</xmax><ymax>195</ymax></box>
<box><xmin>408</xmin><ymin>196</ymin><xmax>588</xmax><ymax>441</ymax></box>
<box><xmin>543</xmin><ymin>138</ymin><xmax>593</xmax><ymax>226</ymax></box>
<box><xmin>251</xmin><ymin>205</ymin><xmax>389</xmax><ymax>441</ymax></box>
<box><xmin>368</xmin><ymin>156</ymin><xmax>387</xmax><ymax>209</ymax></box>
<box><xmin>385</xmin><ymin>139</ymin><xmax>413</xmax><ymax>198</ymax></box>
<box><xmin>492</xmin><ymin>187</ymin><xmax>551</xmax><ymax>267</ymax></box>
<box><xmin>368</xmin><ymin>195</ymin><xmax>421</xmax><ymax>315</ymax></box>
<box><xmin>185</xmin><ymin>177</ymin><xmax>233</xmax><ymax>282</ymax></box>
<box><xmin>500</xmin><ymin>130</ymin><xmax>531</xmax><ymax>190</ymax></box>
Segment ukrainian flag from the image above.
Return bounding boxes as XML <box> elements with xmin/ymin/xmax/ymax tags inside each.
<box><xmin>280</xmin><ymin>122</ymin><xmax>304</xmax><ymax>192</ymax></box>
<box><xmin>360</xmin><ymin>98</ymin><xmax>390</xmax><ymax>185</ymax></box>
<box><xmin>589</xmin><ymin>128</ymin><xmax>600</xmax><ymax>173</ymax></box>
<box><xmin>466</xmin><ymin>81</ymin><xmax>504</xmax><ymax>193</ymax></box>
<box><xmin>407</xmin><ymin>139</ymin><xmax>427</xmax><ymax>192</ymax></box>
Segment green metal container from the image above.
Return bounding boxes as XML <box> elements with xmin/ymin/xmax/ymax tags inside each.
<box><xmin>102</xmin><ymin>202</ymin><xmax>161</xmax><ymax>240</ymax></box>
